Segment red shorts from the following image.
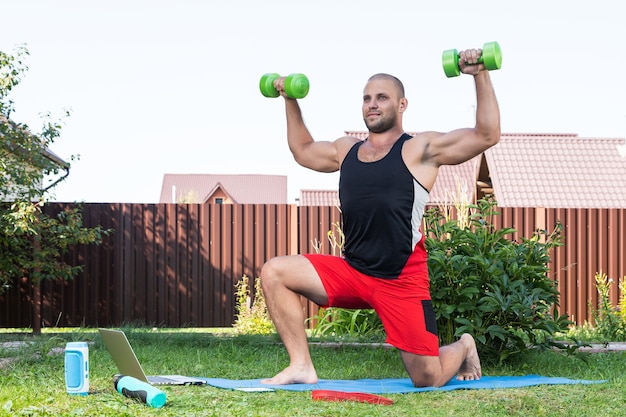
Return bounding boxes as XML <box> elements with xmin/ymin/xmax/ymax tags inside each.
<box><xmin>303</xmin><ymin>239</ymin><xmax>439</xmax><ymax>356</ymax></box>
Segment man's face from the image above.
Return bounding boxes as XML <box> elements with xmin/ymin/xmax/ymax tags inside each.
<box><xmin>362</xmin><ymin>78</ymin><xmax>402</xmax><ymax>133</ymax></box>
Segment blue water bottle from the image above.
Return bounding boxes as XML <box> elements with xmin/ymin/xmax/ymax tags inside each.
<box><xmin>64</xmin><ymin>342</ymin><xmax>89</xmax><ymax>395</ymax></box>
<box><xmin>113</xmin><ymin>374</ymin><xmax>167</xmax><ymax>408</ymax></box>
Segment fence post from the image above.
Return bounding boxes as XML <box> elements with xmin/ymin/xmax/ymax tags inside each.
<box><xmin>289</xmin><ymin>204</ymin><xmax>298</xmax><ymax>255</ymax></box>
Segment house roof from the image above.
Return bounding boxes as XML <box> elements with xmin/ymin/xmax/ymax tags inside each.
<box><xmin>1</xmin><ymin>115</ymin><xmax>69</xmax><ymax>168</ymax></box>
<box><xmin>299</xmin><ymin>189</ymin><xmax>340</xmax><ymax>207</ymax></box>
<box><xmin>160</xmin><ymin>132</ymin><xmax>626</xmax><ymax>208</ymax></box>
<box><xmin>486</xmin><ymin>133</ymin><xmax>626</xmax><ymax>208</ymax></box>
<box><xmin>1</xmin><ymin>115</ymin><xmax>70</xmax><ymax>195</ymax></box>
<box><xmin>159</xmin><ymin>174</ymin><xmax>288</xmax><ymax>204</ymax></box>
<box><xmin>328</xmin><ymin>131</ymin><xmax>626</xmax><ymax>209</ymax></box>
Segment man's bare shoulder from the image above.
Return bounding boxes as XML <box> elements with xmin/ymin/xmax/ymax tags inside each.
<box><xmin>402</xmin><ymin>131</ymin><xmax>448</xmax><ymax>168</ymax></box>
<box><xmin>335</xmin><ymin>135</ymin><xmax>362</xmax><ymax>150</ymax></box>
<box><xmin>337</xmin><ymin>134</ymin><xmax>363</xmax><ymax>143</ymax></box>
<box><xmin>408</xmin><ymin>131</ymin><xmax>444</xmax><ymax>141</ymax></box>
<box><xmin>404</xmin><ymin>131</ymin><xmax>443</xmax><ymax>151</ymax></box>
<box><xmin>333</xmin><ymin>135</ymin><xmax>362</xmax><ymax>163</ymax></box>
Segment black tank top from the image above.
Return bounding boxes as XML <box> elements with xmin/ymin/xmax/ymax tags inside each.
<box><xmin>339</xmin><ymin>133</ymin><xmax>429</xmax><ymax>279</ymax></box>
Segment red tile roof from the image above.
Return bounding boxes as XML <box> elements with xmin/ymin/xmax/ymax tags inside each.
<box><xmin>160</xmin><ymin>133</ymin><xmax>626</xmax><ymax>208</ymax></box>
<box><xmin>299</xmin><ymin>190</ymin><xmax>340</xmax><ymax>207</ymax></box>
<box><xmin>159</xmin><ymin>174</ymin><xmax>287</xmax><ymax>204</ymax></box>
<box><xmin>487</xmin><ymin>134</ymin><xmax>626</xmax><ymax>208</ymax></box>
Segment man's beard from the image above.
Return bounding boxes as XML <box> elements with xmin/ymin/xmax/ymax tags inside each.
<box><xmin>364</xmin><ymin>114</ymin><xmax>396</xmax><ymax>133</ymax></box>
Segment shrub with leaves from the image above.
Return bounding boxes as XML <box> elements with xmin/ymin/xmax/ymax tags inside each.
<box><xmin>0</xmin><ymin>201</ymin><xmax>110</xmax><ymax>288</ymax></box>
<box><xmin>425</xmin><ymin>197</ymin><xmax>574</xmax><ymax>363</ymax></box>
<box><xmin>233</xmin><ymin>275</ymin><xmax>275</xmax><ymax>335</ymax></box>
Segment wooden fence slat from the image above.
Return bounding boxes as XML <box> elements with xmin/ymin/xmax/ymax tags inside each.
<box><xmin>200</xmin><ymin>204</ymin><xmax>210</xmax><ymax>326</ymax></box>
<box><xmin>608</xmin><ymin>208</ymin><xmax>619</xmax><ymax>306</ymax></box>
<box><xmin>178</xmin><ymin>204</ymin><xmax>190</xmax><ymax>326</ymax></box>
<box><xmin>209</xmin><ymin>205</ymin><xmax>222</xmax><ymax>326</ymax></box>
<box><xmin>576</xmin><ymin>208</ymin><xmax>588</xmax><ymax>325</ymax></box>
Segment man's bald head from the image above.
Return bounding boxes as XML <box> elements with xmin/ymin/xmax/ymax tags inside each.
<box><xmin>367</xmin><ymin>73</ymin><xmax>405</xmax><ymax>98</ymax></box>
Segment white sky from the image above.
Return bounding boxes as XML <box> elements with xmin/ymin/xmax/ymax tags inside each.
<box><xmin>2</xmin><ymin>0</ymin><xmax>624</xmax><ymax>203</ymax></box>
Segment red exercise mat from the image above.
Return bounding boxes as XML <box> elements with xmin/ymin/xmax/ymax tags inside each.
<box><xmin>312</xmin><ymin>389</ymin><xmax>394</xmax><ymax>405</ymax></box>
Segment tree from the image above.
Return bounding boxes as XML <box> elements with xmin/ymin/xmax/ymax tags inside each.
<box><xmin>1</xmin><ymin>45</ymin><xmax>111</xmax><ymax>332</ymax></box>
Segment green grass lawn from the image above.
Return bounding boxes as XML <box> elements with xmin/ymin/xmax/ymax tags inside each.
<box><xmin>1</xmin><ymin>328</ymin><xmax>624</xmax><ymax>417</ymax></box>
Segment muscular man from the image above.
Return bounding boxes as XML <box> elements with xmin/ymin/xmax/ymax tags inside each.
<box><xmin>260</xmin><ymin>47</ymin><xmax>500</xmax><ymax>388</ymax></box>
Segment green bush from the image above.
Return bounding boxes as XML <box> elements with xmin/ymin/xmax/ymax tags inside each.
<box><xmin>425</xmin><ymin>197</ymin><xmax>574</xmax><ymax>363</ymax></box>
<box><xmin>306</xmin><ymin>197</ymin><xmax>578</xmax><ymax>363</ymax></box>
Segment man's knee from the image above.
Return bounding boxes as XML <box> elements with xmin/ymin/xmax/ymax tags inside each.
<box><xmin>260</xmin><ymin>257</ymin><xmax>295</xmax><ymax>293</ymax></box>
<box><xmin>401</xmin><ymin>352</ymin><xmax>444</xmax><ymax>388</ymax></box>
<box><xmin>409</xmin><ymin>369</ymin><xmax>439</xmax><ymax>388</ymax></box>
<box><xmin>261</xmin><ymin>255</ymin><xmax>328</xmax><ymax>305</ymax></box>
<box><xmin>260</xmin><ymin>258</ymin><xmax>280</xmax><ymax>291</ymax></box>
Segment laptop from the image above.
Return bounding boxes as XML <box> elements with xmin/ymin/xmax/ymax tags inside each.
<box><xmin>98</xmin><ymin>328</ymin><xmax>207</xmax><ymax>385</ymax></box>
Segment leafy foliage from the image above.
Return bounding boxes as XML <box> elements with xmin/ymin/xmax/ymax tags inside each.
<box><xmin>310</xmin><ymin>307</ymin><xmax>384</xmax><ymax>338</ymax></box>
<box><xmin>587</xmin><ymin>272</ymin><xmax>626</xmax><ymax>342</ymax></box>
<box><xmin>233</xmin><ymin>275</ymin><xmax>275</xmax><ymax>335</ymax></box>
<box><xmin>0</xmin><ymin>202</ymin><xmax>110</xmax><ymax>287</ymax></box>
<box><xmin>0</xmin><ymin>45</ymin><xmax>29</xmax><ymax>115</ymax></box>
<box><xmin>0</xmin><ymin>45</ymin><xmax>111</xmax><ymax>294</ymax></box>
<box><xmin>425</xmin><ymin>197</ymin><xmax>574</xmax><ymax>362</ymax></box>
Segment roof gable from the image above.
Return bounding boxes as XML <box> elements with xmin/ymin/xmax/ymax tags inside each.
<box><xmin>160</xmin><ymin>174</ymin><xmax>287</xmax><ymax>204</ymax></box>
<box><xmin>203</xmin><ymin>182</ymin><xmax>238</xmax><ymax>204</ymax></box>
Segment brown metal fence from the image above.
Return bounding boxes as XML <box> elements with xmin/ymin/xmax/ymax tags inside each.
<box><xmin>490</xmin><ymin>207</ymin><xmax>626</xmax><ymax>324</ymax></box>
<box><xmin>0</xmin><ymin>204</ymin><xmax>624</xmax><ymax>328</ymax></box>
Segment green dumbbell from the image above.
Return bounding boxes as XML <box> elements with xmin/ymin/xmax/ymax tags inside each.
<box><xmin>259</xmin><ymin>73</ymin><xmax>310</xmax><ymax>99</ymax></box>
<box><xmin>442</xmin><ymin>41</ymin><xmax>502</xmax><ymax>78</ymax></box>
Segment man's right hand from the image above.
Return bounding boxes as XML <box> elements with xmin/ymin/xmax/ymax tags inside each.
<box><xmin>458</xmin><ymin>49</ymin><xmax>485</xmax><ymax>76</ymax></box>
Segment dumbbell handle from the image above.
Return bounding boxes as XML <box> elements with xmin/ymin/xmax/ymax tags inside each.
<box><xmin>442</xmin><ymin>41</ymin><xmax>502</xmax><ymax>78</ymax></box>
<box><xmin>457</xmin><ymin>54</ymin><xmax>487</xmax><ymax>66</ymax></box>
<box><xmin>113</xmin><ymin>374</ymin><xmax>166</xmax><ymax>408</ymax></box>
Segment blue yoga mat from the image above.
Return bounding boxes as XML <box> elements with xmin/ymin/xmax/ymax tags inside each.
<box><xmin>201</xmin><ymin>375</ymin><xmax>605</xmax><ymax>394</ymax></box>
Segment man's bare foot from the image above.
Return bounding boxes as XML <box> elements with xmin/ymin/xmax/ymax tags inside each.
<box><xmin>261</xmin><ymin>364</ymin><xmax>318</xmax><ymax>385</ymax></box>
<box><xmin>456</xmin><ymin>333</ymin><xmax>482</xmax><ymax>381</ymax></box>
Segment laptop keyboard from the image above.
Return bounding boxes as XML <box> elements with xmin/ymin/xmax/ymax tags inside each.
<box><xmin>147</xmin><ymin>376</ymin><xmax>177</xmax><ymax>384</ymax></box>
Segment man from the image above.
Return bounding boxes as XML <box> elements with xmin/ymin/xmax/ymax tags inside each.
<box><xmin>260</xmin><ymin>47</ymin><xmax>500</xmax><ymax>388</ymax></box>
